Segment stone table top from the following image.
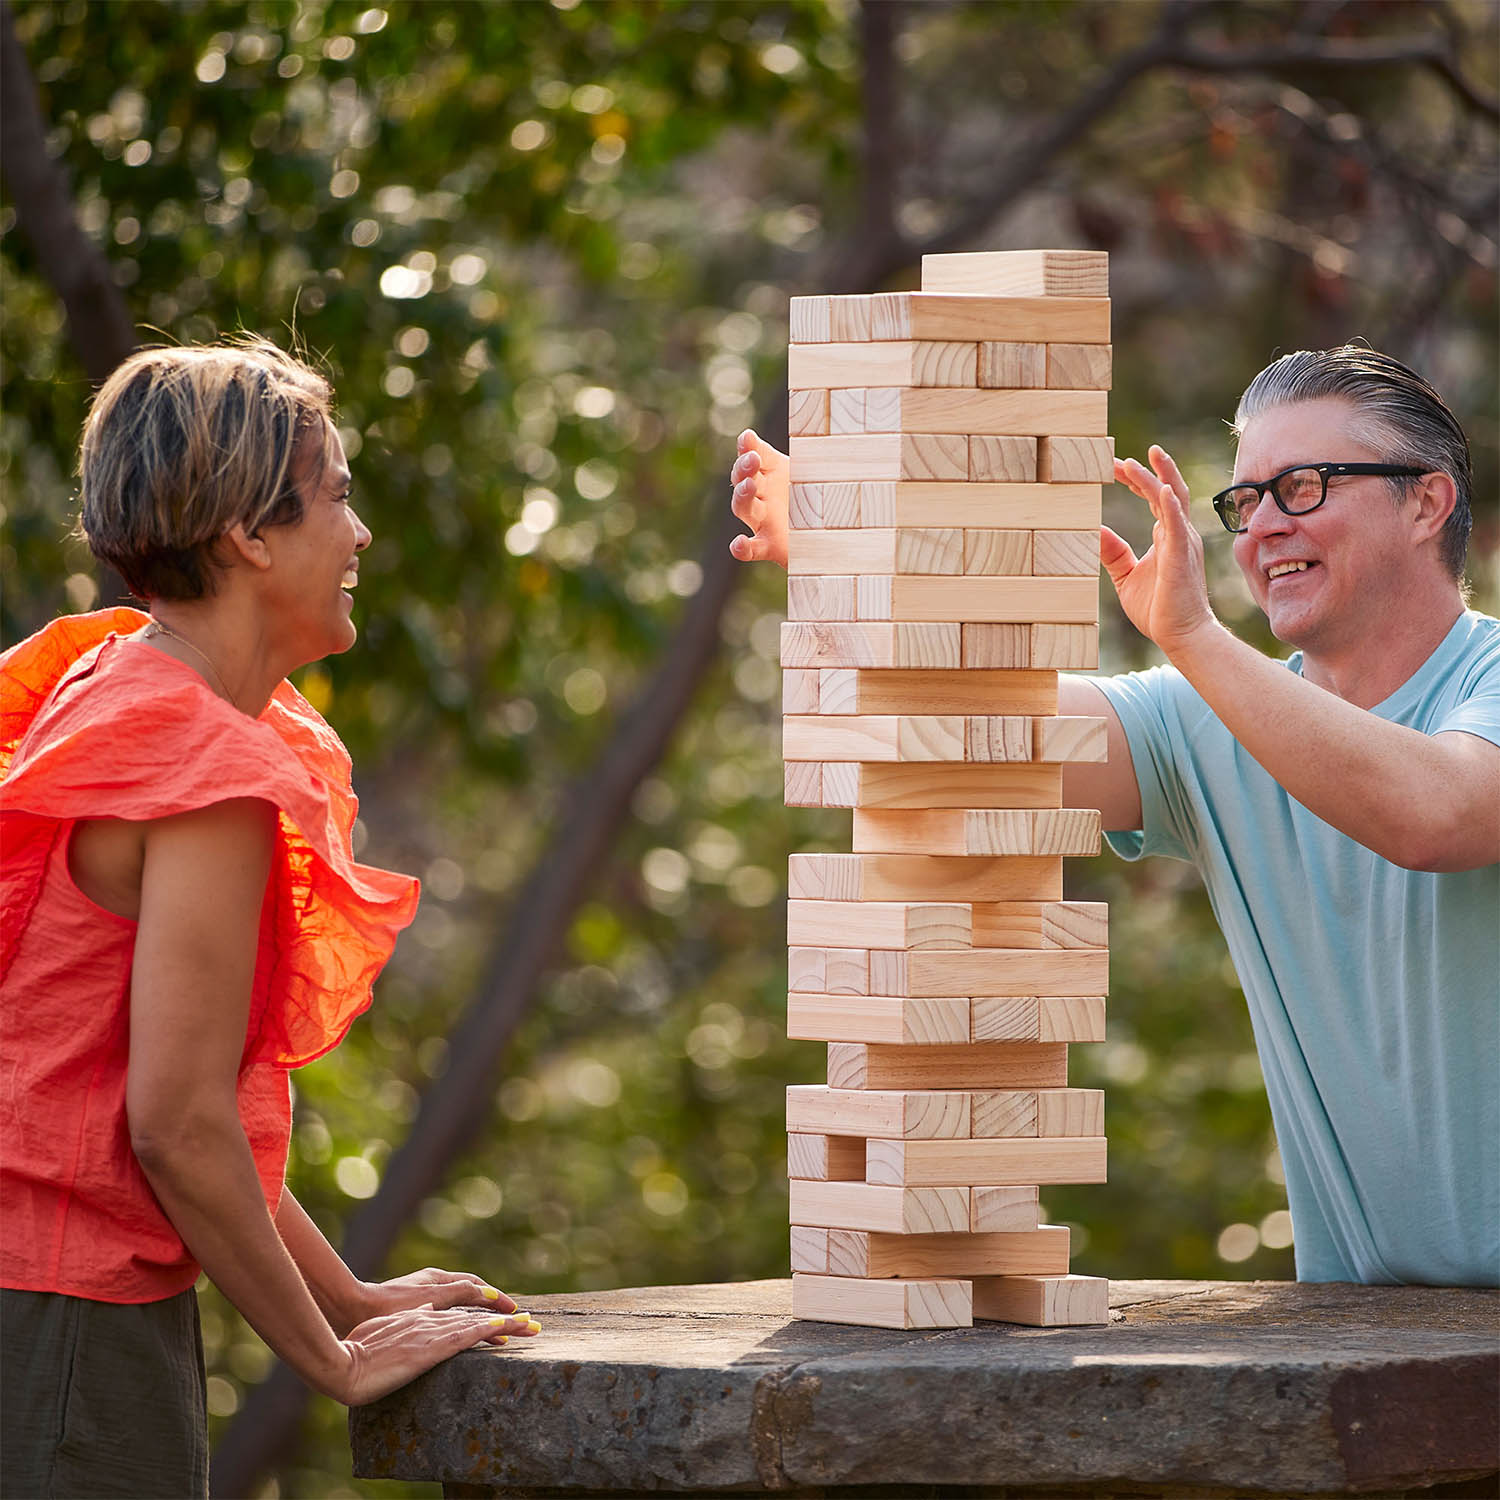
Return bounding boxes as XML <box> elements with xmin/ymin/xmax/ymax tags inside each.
<box><xmin>350</xmin><ymin>1278</ymin><xmax>1499</xmax><ymax>1497</ymax></box>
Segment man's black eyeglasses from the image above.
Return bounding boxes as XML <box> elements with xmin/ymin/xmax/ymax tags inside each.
<box><xmin>1210</xmin><ymin>462</ymin><xmax>1430</xmax><ymax>534</ymax></box>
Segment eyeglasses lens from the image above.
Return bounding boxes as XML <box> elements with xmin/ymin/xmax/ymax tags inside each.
<box><xmin>1223</xmin><ymin>467</ymin><xmax>1326</xmax><ymax>530</ymax></box>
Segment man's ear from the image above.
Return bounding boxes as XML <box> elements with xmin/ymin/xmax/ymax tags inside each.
<box><xmin>223</xmin><ymin>521</ymin><xmax>273</xmax><ymax>572</ymax></box>
<box><xmin>1409</xmin><ymin>471</ymin><xmax>1458</xmax><ymax>545</ymax></box>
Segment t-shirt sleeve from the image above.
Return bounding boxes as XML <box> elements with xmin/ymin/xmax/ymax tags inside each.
<box><xmin>1093</xmin><ymin>665</ymin><xmax>1199</xmax><ymax>864</ymax></box>
<box><xmin>1435</xmin><ymin>625</ymin><xmax>1500</xmax><ymax>748</ymax></box>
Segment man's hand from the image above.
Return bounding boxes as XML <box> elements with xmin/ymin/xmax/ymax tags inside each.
<box><xmin>1102</xmin><ymin>446</ymin><xmax>1220</xmax><ymax>658</ymax></box>
<box><xmin>729</xmin><ymin>428</ymin><xmax>790</xmax><ymax>568</ymax></box>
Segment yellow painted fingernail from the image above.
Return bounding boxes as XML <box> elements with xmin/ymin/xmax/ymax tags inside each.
<box><xmin>512</xmin><ymin>1308</ymin><xmax>529</xmax><ymax>1319</ymax></box>
<box><xmin>526</xmin><ymin>1320</ymin><xmax>542</xmax><ymax>1334</ymax></box>
<box><xmin>482</xmin><ymin>1286</ymin><xmax>501</xmax><ymax>1300</ymax></box>
<box><xmin>488</xmin><ymin>1317</ymin><xmax>508</xmax><ymax>1328</ymax></box>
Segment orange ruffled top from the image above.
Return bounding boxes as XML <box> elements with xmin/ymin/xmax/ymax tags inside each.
<box><xmin>0</xmin><ymin>609</ymin><xmax>419</xmax><ymax>1303</ymax></box>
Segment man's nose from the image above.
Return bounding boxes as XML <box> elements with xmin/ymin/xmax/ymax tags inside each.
<box><xmin>1245</xmin><ymin>494</ymin><xmax>1294</xmax><ymax>538</ymax></box>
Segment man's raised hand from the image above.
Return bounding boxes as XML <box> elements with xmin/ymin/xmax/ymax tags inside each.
<box><xmin>729</xmin><ymin>429</ymin><xmax>790</xmax><ymax>569</ymax></box>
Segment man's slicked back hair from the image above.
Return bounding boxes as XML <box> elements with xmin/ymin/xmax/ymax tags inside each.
<box><xmin>79</xmin><ymin>335</ymin><xmax>334</xmax><ymax>602</ymax></box>
<box><xmin>1232</xmin><ymin>344</ymin><xmax>1472</xmax><ymax>580</ymax></box>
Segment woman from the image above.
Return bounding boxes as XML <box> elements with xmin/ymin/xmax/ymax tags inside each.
<box><xmin>0</xmin><ymin>338</ymin><xmax>538</xmax><ymax>1499</ymax></box>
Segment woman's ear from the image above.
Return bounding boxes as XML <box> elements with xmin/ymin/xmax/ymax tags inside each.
<box><xmin>223</xmin><ymin>522</ymin><xmax>273</xmax><ymax>572</ymax></box>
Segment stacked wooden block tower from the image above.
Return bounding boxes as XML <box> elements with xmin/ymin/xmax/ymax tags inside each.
<box><xmin>780</xmin><ymin>248</ymin><xmax>1112</xmax><ymax>1330</ymax></box>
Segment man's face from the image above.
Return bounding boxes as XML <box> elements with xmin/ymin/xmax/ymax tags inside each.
<box><xmin>1230</xmin><ymin>397</ymin><xmax>1418</xmax><ymax>657</ymax></box>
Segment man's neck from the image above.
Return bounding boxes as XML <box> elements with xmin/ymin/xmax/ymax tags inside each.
<box><xmin>1298</xmin><ymin>591</ymin><xmax>1465</xmax><ymax>708</ymax></box>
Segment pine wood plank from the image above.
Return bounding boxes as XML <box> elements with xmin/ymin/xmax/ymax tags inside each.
<box><xmin>921</xmin><ymin>250</ymin><xmax>1109</xmax><ymax>298</ymax></box>
<box><xmin>888</xmin><ymin>575</ymin><xmax>1098</xmax><ymax>625</ymax></box>
<box><xmin>971</xmin><ymin>995</ymin><xmax>1106</xmax><ymax>1043</ymax></box>
<box><xmin>787</xmin><ymin>899</ymin><xmax>972</xmax><ymax>951</ymax></box>
<box><xmin>791</xmin><ymin>1273</ymin><xmax>973</xmax><ymax>1328</ymax></box>
<box><xmin>851</xmin><ymin>808</ymin><xmax>1101</xmax><ymax>856</ymax></box>
<box><xmin>1033</xmin><ymin>529</ymin><xmax>1101</xmax><ymax>576</ymax></box>
<box><xmin>978</xmin><ymin>341</ymin><xmax>1046</xmax><ymax>388</ymax></box>
<box><xmin>839</xmin><ymin>763</ymin><xmax>1064</xmax><ymax>809</ymax></box>
<box><xmin>867</xmin><ymin>1136</ymin><xmax>1108</xmax><ymax>1186</ymax></box>
<box><xmin>1046</xmin><ymin>343</ymin><xmax>1112</xmax><ymax>389</ymax></box>
<box><xmin>786</xmin><ymin>994</ymin><xmax>972</xmax><ymax>1045</ymax></box>
<box><xmin>1039</xmin><ymin>435</ymin><xmax>1115</xmax><ymax>483</ymax></box>
<box><xmin>828</xmin><ymin>1041</ymin><xmax>1069</xmax><ymax>1090</ymax></box>
<box><xmin>787</xmin><ymin>1179</ymin><xmax>973</xmax><ymax>1233</ymax></box>
<box><xmin>831</xmin><ymin>1224</ymin><xmax>1071</xmax><ymax>1278</ymax></box>
<box><xmin>971</xmin><ymin>1272</ymin><xmax>1109</xmax><ymax>1326</ymax></box>
<box><xmin>971</xmin><ymin>1185</ymin><xmax>1048</xmax><ymax>1232</ymax></box>
<box><xmin>787</xmin><ymin>340</ymin><xmax>977</xmax><ymax>388</ymax></box>
<box><xmin>968</xmin><ymin>434</ymin><xmax>1038</xmax><ymax>482</ymax></box>
<box><xmin>786</xmin><ymin>1132</ymin><xmax>868</xmax><ymax>1181</ymax></box>
<box><xmin>870</xmin><ymin>293</ymin><xmax>1111</xmax><ymax>343</ymax></box>
<box><xmin>788</xmin><ymin>388</ymin><xmax>829</xmax><ymax>436</ymax></box>
<box><xmin>786</xmin><ymin>1084</ymin><xmax>971</xmax><ymax>1140</ymax></box>
<box><xmin>788</xmin><ymin>852</ymin><xmax>1065</xmax><ymax>902</ymax></box>
<box><xmin>887</xmin><ymin>482</ymin><xmax>1102</xmax><ymax>530</ymax></box>
<box><xmin>780</xmin><ymin>622</ymin><xmax>962</xmax><ymax>669</ymax></box>
<box><xmin>869</xmin><ymin>946</ymin><xmax>1109</xmax><ymax>998</ymax></box>
<box><xmin>791</xmin><ymin>433</ymin><xmax>969</xmax><ymax>483</ymax></box>
<box><xmin>818</xmin><ymin>668</ymin><xmax>1058</xmax><ymax>715</ymax></box>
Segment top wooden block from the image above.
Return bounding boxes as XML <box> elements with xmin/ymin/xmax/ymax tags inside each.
<box><xmin>921</xmin><ymin>251</ymin><xmax>1109</xmax><ymax>299</ymax></box>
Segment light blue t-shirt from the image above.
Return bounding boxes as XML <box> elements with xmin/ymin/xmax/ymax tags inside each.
<box><xmin>1096</xmin><ymin>610</ymin><xmax>1500</xmax><ymax>1286</ymax></box>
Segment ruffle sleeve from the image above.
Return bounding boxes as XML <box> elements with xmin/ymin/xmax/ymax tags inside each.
<box><xmin>1</xmin><ymin>610</ymin><xmax>419</xmax><ymax>1067</ymax></box>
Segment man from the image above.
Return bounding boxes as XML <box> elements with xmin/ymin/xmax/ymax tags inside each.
<box><xmin>729</xmin><ymin>344</ymin><xmax>1499</xmax><ymax>1286</ymax></box>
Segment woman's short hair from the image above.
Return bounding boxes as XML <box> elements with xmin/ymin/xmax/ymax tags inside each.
<box><xmin>1233</xmin><ymin>344</ymin><xmax>1472</xmax><ymax>580</ymax></box>
<box><xmin>79</xmin><ymin>336</ymin><xmax>334</xmax><ymax>602</ymax></box>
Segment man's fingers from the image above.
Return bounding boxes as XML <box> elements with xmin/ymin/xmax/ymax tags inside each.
<box><xmin>730</xmin><ymin>534</ymin><xmax>773</xmax><ymax>562</ymax></box>
<box><xmin>730</xmin><ymin>482</ymin><xmax>765</xmax><ymax>527</ymax></box>
<box><xmin>1098</xmin><ymin>525</ymin><xmax>1139</xmax><ymax>587</ymax></box>
<box><xmin>731</xmin><ymin>450</ymin><xmax>762</xmax><ymax>485</ymax></box>
<box><xmin>1148</xmin><ymin>445</ymin><xmax>1192</xmax><ymax>505</ymax></box>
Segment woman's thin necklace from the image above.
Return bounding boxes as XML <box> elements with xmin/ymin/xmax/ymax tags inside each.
<box><xmin>144</xmin><ymin>619</ymin><xmax>234</xmax><ymax>704</ymax></box>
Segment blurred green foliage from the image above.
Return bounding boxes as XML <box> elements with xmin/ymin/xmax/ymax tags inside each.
<box><xmin>2</xmin><ymin>0</ymin><xmax>1495</xmax><ymax>1494</ymax></box>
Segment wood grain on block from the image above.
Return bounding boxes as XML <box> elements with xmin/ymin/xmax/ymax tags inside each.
<box><xmin>790</xmin><ymin>433</ymin><xmax>968</xmax><ymax>484</ymax></box>
<box><xmin>791</xmin><ymin>1273</ymin><xmax>972</xmax><ymax>1329</ymax></box>
<box><xmin>969</xmin><ymin>435</ymin><xmax>1038</xmax><ymax>483</ymax></box>
<box><xmin>963</xmin><ymin>715</ymin><xmax>1033</xmax><ymax>762</ymax></box>
<box><xmin>790</xmin><ymin>1225</ymin><xmax>829</xmax><ymax>1273</ymax></box>
<box><xmin>788</xmin><ymin>388</ymin><xmax>829</xmax><ymax>437</ymax></box>
<box><xmin>867</xmin><ymin>1135</ymin><xmax>1108</xmax><ymax>1187</ymax></box>
<box><xmin>966</xmin><ymin>900</ymin><xmax>1109</xmax><ymax>949</ymax></box>
<box><xmin>972</xmin><ymin>995</ymin><xmax>1106</xmax><ymax>1043</ymax></box>
<box><xmin>971</xmin><ymin>1090</ymin><xmax>1038</xmax><ymax>1137</ymax></box>
<box><xmin>828</xmin><ymin>293</ymin><xmax>873</xmax><ymax>342</ymax></box>
<box><xmin>978</xmin><ymin>341</ymin><xmax>1046</xmax><ymax>389</ymax></box>
<box><xmin>787</xmin><ymin>340</ymin><xmax>976</xmax><ymax>388</ymax></box>
<box><xmin>780</xmin><ymin>622</ymin><xmax>962</xmax><ymax>669</ymax></box>
<box><xmin>787</xmin><ymin>899</ymin><xmax>972</xmax><ymax>951</ymax></box>
<box><xmin>859</xmin><ymin>482</ymin><xmax>897</xmax><ymax>526</ymax></box>
<box><xmin>828</xmin><ymin>387</ymin><xmax>866</xmax><ymax>435</ymax></box>
<box><xmin>889</xmin><ymin>575</ymin><xmax>1098</xmax><ymax>625</ymax></box>
<box><xmin>787</xmin><ymin>574</ymin><xmax>857</xmax><ymax>621</ymax></box>
<box><xmin>971</xmin><ymin>1185</ymin><xmax>1047</xmax><ymax>1232</ymax></box>
<box><xmin>823</xmin><ymin>668</ymin><xmax>1058</xmax><ymax>715</ymax></box>
<box><xmin>888</xmin><ymin>482</ymin><xmax>1102</xmax><ymax>530</ymax></box>
<box><xmin>784</xmin><ymin>761</ymin><xmax>822</xmax><ymax>807</ymax></box>
<box><xmin>789</xmin><ymin>945</ymin><xmax>869</xmax><ymax>994</ymax></box>
<box><xmin>1033</xmin><ymin>529</ymin><xmax>1101</xmax><ymax>576</ymax></box>
<box><xmin>1038</xmin><ymin>994</ymin><xmax>1107</xmax><ymax>1042</ymax></box>
<box><xmin>1040</xmin><ymin>901</ymin><xmax>1109</xmax><ymax>948</ymax></box>
<box><xmin>971</xmin><ymin>1272</ymin><xmax>1109</xmax><ymax>1326</ymax></box>
<box><xmin>833</xmin><ymin>1224</ymin><xmax>1071</xmax><ymax>1279</ymax></box>
<box><xmin>871</xmin><ymin>293</ymin><xmax>1110</xmax><ymax>344</ymax></box>
<box><xmin>1037</xmin><ymin>1087</ymin><xmax>1104</xmax><ymax>1136</ymax></box>
<box><xmin>963</xmin><ymin>529</ymin><xmax>1033</xmax><ymax>576</ymax></box>
<box><xmin>821</xmin><ymin>762</ymin><xmax>860</xmax><ymax>806</ymax></box>
<box><xmin>789</xmin><ymin>295</ymin><xmax>831</xmax><ymax>343</ymax></box>
<box><xmin>789</xmin><ymin>482</ymin><xmax>861</xmax><ymax>529</ymax></box>
<box><xmin>788</xmin><ymin>851</ymin><xmax>1064</xmax><ymax>902</ymax></box>
<box><xmin>852</xmin><ymin>808</ymin><xmax>1100</xmax><ymax>857</ymax></box>
<box><xmin>1034</xmin><ymin>715</ymin><xmax>1108</xmax><ymax>762</ymax></box>
<box><xmin>786</xmin><ymin>1084</ymin><xmax>970</xmax><ymax>1140</ymax></box>
<box><xmin>891</xmin><ymin>945</ymin><xmax>1109</xmax><ymax>998</ymax></box>
<box><xmin>1031</xmin><ymin>622</ymin><xmax>1099</xmax><ymax>669</ymax></box>
<box><xmin>787</xmin><ymin>1179</ymin><xmax>970</xmax><ymax>1233</ymax></box>
<box><xmin>844</xmin><ymin>762</ymin><xmax>1063</xmax><ymax>810</ymax></box>
<box><xmin>963</xmin><ymin>624</ymin><xmax>1030</xmax><ymax>668</ymax></box>
<box><xmin>921</xmin><ymin>249</ymin><xmax>1109</xmax><ymax>298</ymax></box>
<box><xmin>838</xmin><ymin>1041</ymin><xmax>1068</xmax><ymax>1090</ymax></box>
<box><xmin>895</xmin><ymin>527</ymin><xmax>966</xmax><ymax>573</ymax></box>
<box><xmin>860</xmin><ymin>388</ymin><xmax>1108</xmax><ymax>437</ymax></box>
<box><xmin>784</xmin><ymin>715</ymin><xmax>968</xmax><ymax>763</ymax></box>
<box><xmin>1039</xmin><ymin>435</ymin><xmax>1115</xmax><ymax>483</ymax></box>
<box><xmin>783</xmin><ymin>668</ymin><xmax>821</xmax><ymax>714</ymax></box>
<box><xmin>1046</xmin><ymin>343</ymin><xmax>1112</xmax><ymax>390</ymax></box>
<box><xmin>787</xmin><ymin>527</ymin><xmax>902</xmax><ymax>574</ymax></box>
<box><xmin>787</xmin><ymin>1132</ymin><xmax>868</xmax><ymax>1181</ymax></box>
<box><xmin>856</xmin><ymin>575</ymin><xmax>893</xmax><ymax>619</ymax></box>
<box><xmin>786</xmin><ymin>993</ymin><xmax>971</xmax><ymax>1046</ymax></box>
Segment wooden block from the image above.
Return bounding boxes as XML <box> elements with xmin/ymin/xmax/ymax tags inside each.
<box><xmin>841</xmin><ymin>763</ymin><xmax>1063</xmax><ymax>810</ymax></box>
<box><xmin>1033</xmin><ymin>530</ymin><xmax>1100</xmax><ymax>576</ymax></box>
<box><xmin>1037</xmin><ymin>1087</ymin><xmax>1104</xmax><ymax>1136</ymax></box>
<box><xmin>832</xmin><ymin>1042</ymin><xmax>1068</xmax><ymax>1090</ymax></box>
<box><xmin>858</xmin><ymin>389</ymin><xmax>1108</xmax><ymax>437</ymax></box>
<box><xmin>817</xmin><ymin>668</ymin><xmax>1056</xmax><ymax>716</ymax></box>
<box><xmin>921</xmin><ymin>250</ymin><xmax>1109</xmax><ymax>299</ymax></box>
<box><xmin>894</xmin><ymin>528</ymin><xmax>965</xmax><ymax>574</ymax></box>
<box><xmin>787</xmin><ymin>340</ymin><xmax>977</xmax><ymax>388</ymax></box>
<box><xmin>787</xmin><ymin>900</ymin><xmax>972</xmax><ymax>951</ymax></box>
<box><xmin>784</xmin><ymin>715</ymin><xmax>968</xmax><ymax>763</ymax></box>
<box><xmin>869</xmin><ymin>293</ymin><xmax>1111</xmax><ymax>344</ymax></box>
<box><xmin>969</xmin><ymin>435</ymin><xmax>1037</xmax><ymax>482</ymax></box>
<box><xmin>969</xmin><ymin>900</ymin><xmax>1109</xmax><ymax>949</ymax></box>
<box><xmin>888</xmin><ymin>482</ymin><xmax>1102</xmax><ymax>530</ymax></box>
<box><xmin>962</xmin><ymin>530</ymin><xmax>1033</xmax><ymax>576</ymax></box>
<box><xmin>788</xmin><ymin>852</ymin><xmax>1064</xmax><ymax>902</ymax></box>
<box><xmin>971</xmin><ymin>1185</ymin><xmax>1046</xmax><ymax>1232</ymax></box>
<box><xmin>787</xmin><ymin>994</ymin><xmax>971</xmax><ymax>1045</ymax></box>
<box><xmin>1046</xmin><ymin>343</ymin><xmax>1112</xmax><ymax>390</ymax></box>
<box><xmin>791</xmin><ymin>434</ymin><xmax>968</xmax><ymax>484</ymax></box>
<box><xmin>1039</xmin><ymin>436</ymin><xmax>1115</xmax><ymax>483</ymax></box>
<box><xmin>789</xmin><ymin>482</ymin><xmax>862</xmax><ymax>529</ymax></box>
<box><xmin>828</xmin><ymin>294</ymin><xmax>873</xmax><ymax>342</ymax></box>
<box><xmin>888</xmin><ymin>576</ymin><xmax>1098</xmax><ymax>625</ymax></box>
<box><xmin>978</xmin><ymin>342</ymin><xmax>1045</xmax><ymax>389</ymax></box>
<box><xmin>787</xmin><ymin>575</ymin><xmax>857</xmax><ymax>621</ymax></box>
<box><xmin>789</xmin><ymin>945</ymin><xmax>869</xmax><ymax>994</ymax></box>
<box><xmin>972</xmin><ymin>995</ymin><xmax>1107</xmax><ymax>1043</ymax></box>
<box><xmin>1030</xmin><ymin>623</ymin><xmax>1099</xmax><ymax>669</ymax></box>
<box><xmin>789</xmin><ymin>389</ymin><xmax>829</xmax><ymax>436</ymax></box>
<box><xmin>1034</xmin><ymin>715</ymin><xmax>1108</xmax><ymax>762</ymax></box>
<box><xmin>872</xmin><ymin>946</ymin><xmax>1109</xmax><ymax>999</ymax></box>
<box><xmin>821</xmin><ymin>762</ymin><xmax>859</xmax><ymax>806</ymax></box>
<box><xmin>829</xmin><ymin>387</ymin><xmax>866</xmax><ymax>435</ymax></box>
<box><xmin>867</xmin><ymin>1136</ymin><xmax>1108</xmax><ymax>1187</ymax></box>
<box><xmin>851</xmin><ymin>808</ymin><xmax>1100</xmax><ymax>857</ymax></box>
<box><xmin>792</xmin><ymin>1273</ymin><xmax>972</xmax><ymax>1329</ymax></box>
<box><xmin>789</xmin><ymin>296</ymin><xmax>831</xmax><ymax>343</ymax></box>
<box><xmin>856</xmin><ymin>575</ymin><xmax>893</xmax><ymax>619</ymax></box>
<box><xmin>784</xmin><ymin>761</ymin><xmax>822</xmax><ymax>807</ymax></box>
<box><xmin>788</xmin><ymin>482</ymin><xmax>822</xmax><ymax>529</ymax></box>
<box><xmin>832</xmin><ymin>1224</ymin><xmax>1071</xmax><ymax>1279</ymax></box>
<box><xmin>963</xmin><ymin>624</ymin><xmax>1030</xmax><ymax>668</ymax></box>
<box><xmin>963</xmin><ymin>716</ymin><xmax>1032</xmax><ymax>762</ymax></box>
<box><xmin>787</xmin><ymin>530</ymin><xmax>973</xmax><ymax>578</ymax></box>
<box><xmin>789</xmin><ymin>1225</ymin><xmax>829</xmax><ymax>1272</ymax></box>
<box><xmin>787</xmin><ymin>1132</ymin><xmax>868</xmax><ymax>1181</ymax></box>
<box><xmin>971</xmin><ymin>1090</ymin><xmax>1038</xmax><ymax>1137</ymax></box>
<box><xmin>972</xmin><ymin>1272</ymin><xmax>1109</xmax><ymax>1326</ymax></box>
<box><xmin>780</xmin><ymin>622</ymin><xmax>961</xmax><ymax>669</ymax></box>
<box><xmin>859</xmin><ymin>482</ymin><xmax>897</xmax><ymax>526</ymax></box>
<box><xmin>787</xmin><ymin>1179</ymin><xmax>971</xmax><ymax>1233</ymax></box>
<box><xmin>1038</xmin><ymin>995</ymin><xmax>1107</xmax><ymax>1042</ymax></box>
<box><xmin>783</xmin><ymin>668</ymin><xmax>821</xmax><ymax>714</ymax></box>
<box><xmin>787</xmin><ymin>1084</ymin><xmax>970</xmax><ymax>1139</ymax></box>
<box><xmin>860</xmin><ymin>387</ymin><xmax>904</xmax><ymax>432</ymax></box>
